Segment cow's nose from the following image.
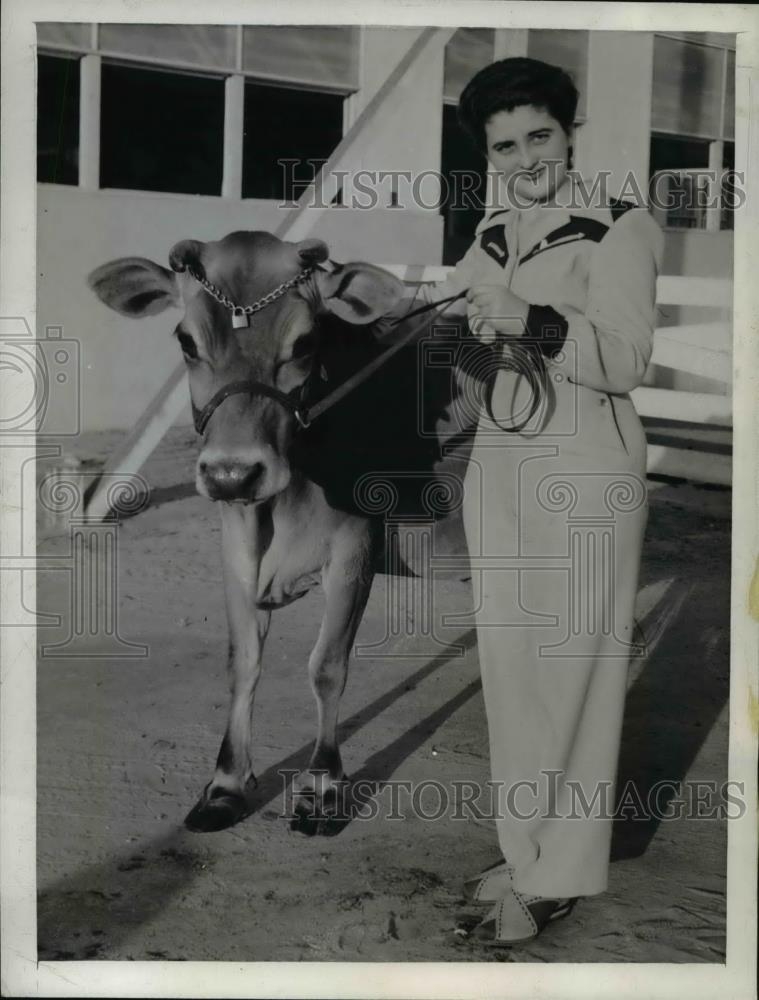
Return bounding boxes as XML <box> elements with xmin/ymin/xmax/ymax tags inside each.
<box><xmin>199</xmin><ymin>460</ymin><xmax>266</xmax><ymax>501</ymax></box>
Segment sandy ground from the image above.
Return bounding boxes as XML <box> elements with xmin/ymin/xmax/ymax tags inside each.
<box><xmin>36</xmin><ymin>426</ymin><xmax>730</xmax><ymax>964</ymax></box>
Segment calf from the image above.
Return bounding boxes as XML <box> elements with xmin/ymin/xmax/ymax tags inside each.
<box><xmin>88</xmin><ymin>231</ymin><xmax>468</xmax><ymax>833</ymax></box>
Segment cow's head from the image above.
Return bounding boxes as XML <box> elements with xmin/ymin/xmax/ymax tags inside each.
<box><xmin>88</xmin><ymin>231</ymin><xmax>404</xmax><ymax>504</ymax></box>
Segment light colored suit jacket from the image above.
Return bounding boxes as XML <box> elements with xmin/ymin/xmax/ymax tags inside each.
<box><xmin>420</xmin><ymin>182</ymin><xmax>665</xmax><ymax>460</ymax></box>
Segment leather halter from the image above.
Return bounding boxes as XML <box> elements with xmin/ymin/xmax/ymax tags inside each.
<box><xmin>192</xmin><ymin>380</ymin><xmax>310</xmax><ymax>436</ymax></box>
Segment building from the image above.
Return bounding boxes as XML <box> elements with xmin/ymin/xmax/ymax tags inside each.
<box><xmin>36</xmin><ymin>25</ymin><xmax>735</xmax><ymax>432</ymax></box>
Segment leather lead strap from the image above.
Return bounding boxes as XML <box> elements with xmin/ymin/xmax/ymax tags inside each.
<box><xmin>483</xmin><ymin>341</ymin><xmax>548</xmax><ymax>434</ymax></box>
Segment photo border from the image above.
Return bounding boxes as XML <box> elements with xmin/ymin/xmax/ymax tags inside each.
<box><xmin>2</xmin><ymin>1</ymin><xmax>757</xmax><ymax>997</ymax></box>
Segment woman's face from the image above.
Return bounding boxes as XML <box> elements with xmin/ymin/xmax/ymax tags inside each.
<box><xmin>484</xmin><ymin>104</ymin><xmax>571</xmax><ymax>204</ymax></box>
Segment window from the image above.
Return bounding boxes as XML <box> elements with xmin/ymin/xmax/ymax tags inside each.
<box><xmin>242</xmin><ymin>82</ymin><xmax>345</xmax><ymax>201</ymax></box>
<box><xmin>36</xmin><ymin>23</ymin><xmax>359</xmax><ymax>199</ymax></box>
<box><xmin>720</xmin><ymin>139</ymin><xmax>736</xmax><ymax>230</ymax></box>
<box><xmin>37</xmin><ymin>53</ymin><xmax>80</xmax><ymax>185</ymax></box>
<box><xmin>100</xmin><ymin>62</ymin><xmax>225</xmax><ymax>195</ymax></box>
<box><xmin>649</xmin><ymin>136</ymin><xmax>713</xmax><ymax>230</ymax></box>
<box><xmin>440</xmin><ymin>105</ymin><xmax>486</xmax><ymax>265</ymax></box>
<box><xmin>649</xmin><ymin>33</ymin><xmax>736</xmax><ymax>232</ymax></box>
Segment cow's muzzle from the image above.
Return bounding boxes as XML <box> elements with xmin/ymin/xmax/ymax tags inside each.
<box><xmin>198</xmin><ymin>456</ymin><xmax>284</xmax><ymax>503</ymax></box>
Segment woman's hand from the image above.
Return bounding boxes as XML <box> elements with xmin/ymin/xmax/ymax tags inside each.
<box><xmin>466</xmin><ymin>285</ymin><xmax>530</xmax><ymax>341</ymax></box>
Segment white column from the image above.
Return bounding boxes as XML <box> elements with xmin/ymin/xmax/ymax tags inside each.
<box><xmin>348</xmin><ymin>27</ymin><xmax>446</xmax><ymax>199</ymax></box>
<box><xmin>581</xmin><ymin>32</ymin><xmax>655</xmax><ymax>197</ymax></box>
<box><xmin>222</xmin><ymin>74</ymin><xmax>244</xmax><ymax>199</ymax></box>
<box><xmin>494</xmin><ymin>29</ymin><xmax>528</xmax><ymax>59</ymax></box>
<box><xmin>78</xmin><ymin>54</ymin><xmax>101</xmax><ymax>190</ymax></box>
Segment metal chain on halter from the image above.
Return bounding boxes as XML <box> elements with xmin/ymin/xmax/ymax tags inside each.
<box><xmin>187</xmin><ymin>264</ymin><xmax>316</xmax><ymax>328</ymax></box>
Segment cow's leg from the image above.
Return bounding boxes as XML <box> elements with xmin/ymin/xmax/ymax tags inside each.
<box><xmin>292</xmin><ymin>522</ymin><xmax>379</xmax><ymax>824</ymax></box>
<box><xmin>186</xmin><ymin>503</ymin><xmax>269</xmax><ymax>832</ymax></box>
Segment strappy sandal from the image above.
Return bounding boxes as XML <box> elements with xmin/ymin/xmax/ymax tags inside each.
<box><xmin>461</xmin><ymin>858</ymin><xmax>515</xmax><ymax>904</ymax></box>
<box><xmin>469</xmin><ymin>887</ymin><xmax>578</xmax><ymax>946</ymax></box>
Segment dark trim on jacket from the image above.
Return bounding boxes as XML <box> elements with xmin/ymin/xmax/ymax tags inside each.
<box><xmin>526</xmin><ymin>305</ymin><xmax>569</xmax><ymax>359</ymax></box>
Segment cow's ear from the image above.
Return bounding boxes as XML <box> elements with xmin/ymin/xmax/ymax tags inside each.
<box><xmin>317</xmin><ymin>262</ymin><xmax>404</xmax><ymax>325</ymax></box>
<box><xmin>87</xmin><ymin>257</ymin><xmax>180</xmax><ymax>317</ymax></box>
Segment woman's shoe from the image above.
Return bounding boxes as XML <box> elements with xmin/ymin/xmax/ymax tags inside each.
<box><xmin>469</xmin><ymin>887</ymin><xmax>578</xmax><ymax>946</ymax></box>
<box><xmin>461</xmin><ymin>858</ymin><xmax>514</xmax><ymax>904</ymax></box>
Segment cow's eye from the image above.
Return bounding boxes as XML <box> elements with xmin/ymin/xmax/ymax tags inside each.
<box><xmin>177</xmin><ymin>331</ymin><xmax>199</xmax><ymax>360</ymax></box>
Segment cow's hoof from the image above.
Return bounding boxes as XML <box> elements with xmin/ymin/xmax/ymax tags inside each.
<box><xmin>290</xmin><ymin>801</ymin><xmax>334</xmax><ymax>837</ymax></box>
<box><xmin>290</xmin><ymin>811</ymin><xmax>321</xmax><ymax>837</ymax></box>
<box><xmin>185</xmin><ymin>788</ymin><xmax>249</xmax><ymax>833</ymax></box>
<box><xmin>289</xmin><ymin>775</ymin><xmax>350</xmax><ymax>835</ymax></box>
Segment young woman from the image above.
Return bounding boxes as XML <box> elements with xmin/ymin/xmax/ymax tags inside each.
<box><xmin>420</xmin><ymin>57</ymin><xmax>664</xmax><ymax>946</ymax></box>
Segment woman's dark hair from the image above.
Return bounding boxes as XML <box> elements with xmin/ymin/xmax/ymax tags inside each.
<box><xmin>458</xmin><ymin>57</ymin><xmax>579</xmax><ymax>153</ymax></box>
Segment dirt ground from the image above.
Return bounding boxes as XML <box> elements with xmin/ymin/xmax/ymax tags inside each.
<box><xmin>36</xmin><ymin>426</ymin><xmax>730</xmax><ymax>964</ymax></box>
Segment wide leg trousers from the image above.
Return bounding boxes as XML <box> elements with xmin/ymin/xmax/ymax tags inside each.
<box><xmin>462</xmin><ymin>385</ymin><xmax>649</xmax><ymax>898</ymax></box>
